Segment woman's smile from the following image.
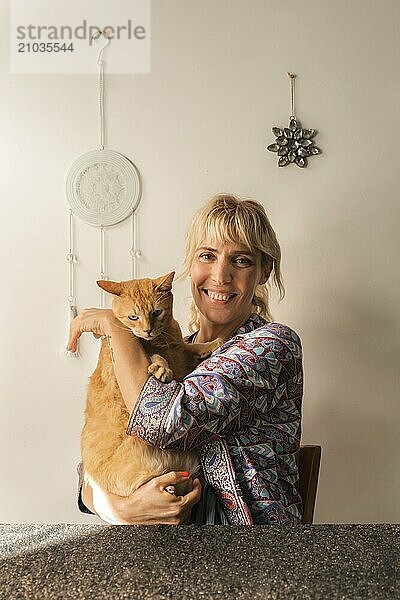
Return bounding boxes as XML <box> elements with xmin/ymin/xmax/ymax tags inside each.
<box><xmin>202</xmin><ymin>289</ymin><xmax>238</xmax><ymax>303</ymax></box>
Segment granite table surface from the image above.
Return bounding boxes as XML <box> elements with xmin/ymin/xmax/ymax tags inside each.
<box><xmin>0</xmin><ymin>524</ymin><xmax>398</xmax><ymax>599</ymax></box>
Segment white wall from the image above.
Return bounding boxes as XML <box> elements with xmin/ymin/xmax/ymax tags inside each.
<box><xmin>1</xmin><ymin>0</ymin><xmax>399</xmax><ymax>523</ymax></box>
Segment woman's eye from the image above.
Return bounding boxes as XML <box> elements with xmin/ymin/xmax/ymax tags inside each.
<box><xmin>128</xmin><ymin>315</ymin><xmax>139</xmax><ymax>321</ymax></box>
<box><xmin>199</xmin><ymin>253</ymin><xmax>214</xmax><ymax>261</ymax></box>
<box><xmin>235</xmin><ymin>257</ymin><xmax>252</xmax><ymax>265</ymax></box>
<box><xmin>152</xmin><ymin>309</ymin><xmax>162</xmax><ymax>317</ymax></box>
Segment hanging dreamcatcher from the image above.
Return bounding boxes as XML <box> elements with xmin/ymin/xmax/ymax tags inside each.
<box><xmin>65</xmin><ymin>30</ymin><xmax>142</xmax><ymax>356</ymax></box>
<box><xmin>266</xmin><ymin>73</ymin><xmax>321</xmax><ymax>168</ymax></box>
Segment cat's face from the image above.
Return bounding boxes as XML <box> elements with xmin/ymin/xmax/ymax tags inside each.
<box><xmin>97</xmin><ymin>273</ymin><xmax>174</xmax><ymax>341</ymax></box>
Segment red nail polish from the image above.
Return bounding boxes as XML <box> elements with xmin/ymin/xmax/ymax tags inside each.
<box><xmin>178</xmin><ymin>471</ymin><xmax>189</xmax><ymax>477</ymax></box>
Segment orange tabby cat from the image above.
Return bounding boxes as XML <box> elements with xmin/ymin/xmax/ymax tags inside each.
<box><xmin>81</xmin><ymin>271</ymin><xmax>222</xmax><ymax>503</ymax></box>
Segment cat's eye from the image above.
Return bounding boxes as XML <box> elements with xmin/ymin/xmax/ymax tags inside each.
<box><xmin>152</xmin><ymin>309</ymin><xmax>163</xmax><ymax>318</ymax></box>
<box><xmin>128</xmin><ymin>315</ymin><xmax>139</xmax><ymax>321</ymax></box>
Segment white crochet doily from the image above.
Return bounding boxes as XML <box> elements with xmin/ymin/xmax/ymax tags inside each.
<box><xmin>65</xmin><ymin>149</ymin><xmax>141</xmax><ymax>226</ymax></box>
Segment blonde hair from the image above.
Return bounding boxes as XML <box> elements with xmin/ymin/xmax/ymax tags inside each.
<box><xmin>178</xmin><ymin>193</ymin><xmax>285</xmax><ymax>332</ymax></box>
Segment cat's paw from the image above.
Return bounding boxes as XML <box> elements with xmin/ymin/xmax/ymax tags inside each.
<box><xmin>210</xmin><ymin>337</ymin><xmax>225</xmax><ymax>351</ymax></box>
<box><xmin>200</xmin><ymin>337</ymin><xmax>224</xmax><ymax>357</ymax></box>
<box><xmin>148</xmin><ymin>362</ymin><xmax>174</xmax><ymax>383</ymax></box>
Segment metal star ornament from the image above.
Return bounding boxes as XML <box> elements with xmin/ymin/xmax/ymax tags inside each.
<box><xmin>266</xmin><ymin>73</ymin><xmax>321</xmax><ymax>168</ymax></box>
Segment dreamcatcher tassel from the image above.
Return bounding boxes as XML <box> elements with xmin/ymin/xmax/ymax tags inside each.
<box><xmin>69</xmin><ymin>304</ymin><xmax>78</xmax><ymax>320</ymax></box>
<box><xmin>64</xmin><ymin>303</ymin><xmax>80</xmax><ymax>358</ymax></box>
<box><xmin>64</xmin><ymin>210</ymin><xmax>80</xmax><ymax>357</ymax></box>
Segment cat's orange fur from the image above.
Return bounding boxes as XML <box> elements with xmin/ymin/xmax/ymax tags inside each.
<box><xmin>81</xmin><ymin>272</ymin><xmax>223</xmax><ymax>497</ymax></box>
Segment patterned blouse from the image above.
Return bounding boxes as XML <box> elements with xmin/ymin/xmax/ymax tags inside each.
<box><xmin>127</xmin><ymin>313</ymin><xmax>303</xmax><ymax>525</ymax></box>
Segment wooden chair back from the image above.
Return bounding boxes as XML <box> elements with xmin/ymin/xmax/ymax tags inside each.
<box><xmin>297</xmin><ymin>445</ymin><xmax>322</xmax><ymax>524</ymax></box>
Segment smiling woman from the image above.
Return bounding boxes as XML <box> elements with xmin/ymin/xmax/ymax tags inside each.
<box><xmin>188</xmin><ymin>241</ymin><xmax>270</xmax><ymax>343</ymax></box>
<box><xmin>73</xmin><ymin>193</ymin><xmax>303</xmax><ymax>525</ymax></box>
<box><xmin>182</xmin><ymin>194</ymin><xmax>285</xmax><ymax>335</ymax></box>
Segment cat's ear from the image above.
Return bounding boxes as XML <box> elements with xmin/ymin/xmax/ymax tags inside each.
<box><xmin>97</xmin><ymin>280</ymin><xmax>123</xmax><ymax>296</ymax></box>
<box><xmin>154</xmin><ymin>271</ymin><xmax>175</xmax><ymax>292</ymax></box>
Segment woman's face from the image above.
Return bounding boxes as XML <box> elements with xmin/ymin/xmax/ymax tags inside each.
<box><xmin>190</xmin><ymin>239</ymin><xmax>271</xmax><ymax>329</ymax></box>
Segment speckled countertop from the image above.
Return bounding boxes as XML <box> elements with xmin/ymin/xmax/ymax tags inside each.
<box><xmin>0</xmin><ymin>524</ymin><xmax>398</xmax><ymax>599</ymax></box>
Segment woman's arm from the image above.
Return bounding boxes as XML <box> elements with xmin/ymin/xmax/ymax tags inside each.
<box><xmin>128</xmin><ymin>325</ymin><xmax>303</xmax><ymax>451</ymax></box>
<box><xmin>68</xmin><ymin>309</ymin><xmax>150</xmax><ymax>413</ymax></box>
<box><xmin>81</xmin><ymin>472</ymin><xmax>201</xmax><ymax>525</ymax></box>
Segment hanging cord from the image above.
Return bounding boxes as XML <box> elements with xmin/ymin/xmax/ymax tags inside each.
<box><xmin>287</xmin><ymin>72</ymin><xmax>296</xmax><ymax>118</ymax></box>
<box><xmin>65</xmin><ymin>210</ymin><xmax>79</xmax><ymax>357</ymax></box>
<box><xmin>99</xmin><ymin>58</ymin><xmax>105</xmax><ymax>150</ymax></box>
<box><xmin>92</xmin><ymin>30</ymin><xmax>111</xmax><ymax>306</ymax></box>
<box><xmin>91</xmin><ymin>30</ymin><xmax>111</xmax><ymax>151</ymax></box>
<box><xmin>130</xmin><ymin>212</ymin><xmax>142</xmax><ymax>279</ymax></box>
<box><xmin>100</xmin><ymin>225</ymin><xmax>107</xmax><ymax>307</ymax></box>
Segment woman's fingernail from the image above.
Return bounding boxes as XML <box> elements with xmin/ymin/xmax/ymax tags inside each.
<box><xmin>178</xmin><ymin>471</ymin><xmax>189</xmax><ymax>477</ymax></box>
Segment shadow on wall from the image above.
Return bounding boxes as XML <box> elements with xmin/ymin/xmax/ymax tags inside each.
<box><xmin>302</xmin><ymin>287</ymin><xmax>398</xmax><ymax>523</ymax></box>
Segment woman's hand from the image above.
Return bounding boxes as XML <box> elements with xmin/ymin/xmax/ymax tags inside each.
<box><xmin>83</xmin><ymin>471</ymin><xmax>202</xmax><ymax>525</ymax></box>
<box><xmin>67</xmin><ymin>308</ymin><xmax>123</xmax><ymax>353</ymax></box>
